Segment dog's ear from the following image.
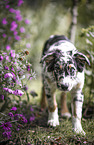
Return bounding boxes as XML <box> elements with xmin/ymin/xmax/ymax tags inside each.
<box><xmin>73</xmin><ymin>51</ymin><xmax>90</xmax><ymax>72</ymax></box>
<box><xmin>40</xmin><ymin>49</ymin><xmax>61</xmax><ymax>72</ymax></box>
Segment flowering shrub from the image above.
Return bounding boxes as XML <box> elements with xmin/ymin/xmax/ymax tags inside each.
<box><xmin>0</xmin><ymin>105</ymin><xmax>35</xmax><ymax>141</ymax></box>
<box><xmin>0</xmin><ymin>0</ymin><xmax>35</xmax><ymax>110</ymax></box>
<box><xmin>0</xmin><ymin>0</ymin><xmax>35</xmax><ymax>143</ymax></box>
<box><xmin>0</xmin><ymin>49</ymin><xmax>35</xmax><ymax>104</ymax></box>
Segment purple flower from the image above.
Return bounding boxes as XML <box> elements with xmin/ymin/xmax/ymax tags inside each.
<box><xmin>5</xmin><ymin>5</ymin><xmax>10</xmax><ymax>9</ymax></box>
<box><xmin>8</xmin><ymin>112</ymin><xmax>14</xmax><ymax>117</ymax></box>
<box><xmin>2</xmin><ymin>18</ymin><xmax>7</xmax><ymax>25</ymax></box>
<box><xmin>11</xmin><ymin>67</ymin><xmax>14</xmax><ymax>71</ymax></box>
<box><xmin>27</xmin><ymin>65</ymin><xmax>30</xmax><ymax>71</ymax></box>
<box><xmin>30</xmin><ymin>106</ymin><xmax>34</xmax><ymax>112</ymax></box>
<box><xmin>24</xmin><ymin>19</ymin><xmax>30</xmax><ymax>24</ymax></box>
<box><xmin>29</xmin><ymin>116</ymin><xmax>35</xmax><ymax>122</ymax></box>
<box><xmin>11</xmin><ymin>72</ymin><xmax>15</xmax><ymax>77</ymax></box>
<box><xmin>3</xmin><ymin>88</ymin><xmax>13</xmax><ymax>94</ymax></box>
<box><xmin>4</xmin><ymin>73</ymin><xmax>13</xmax><ymax>78</ymax></box>
<box><xmin>6</xmin><ymin>55</ymin><xmax>9</xmax><ymax>61</ymax></box>
<box><xmin>13</xmin><ymin>31</ymin><xmax>18</xmax><ymax>36</ymax></box>
<box><xmin>10</xmin><ymin>50</ymin><xmax>15</xmax><ymax>58</ymax></box>
<box><xmin>4</xmin><ymin>66</ymin><xmax>9</xmax><ymax>70</ymax></box>
<box><xmin>14</xmin><ymin>114</ymin><xmax>19</xmax><ymax>120</ymax></box>
<box><xmin>20</xmin><ymin>116</ymin><xmax>27</xmax><ymax>123</ymax></box>
<box><xmin>10</xmin><ymin>21</ymin><xmax>18</xmax><ymax>31</ymax></box>
<box><xmin>16</xmin><ymin>124</ymin><xmax>21</xmax><ymax>131</ymax></box>
<box><xmin>1</xmin><ymin>122</ymin><xmax>12</xmax><ymax>131</ymax></box>
<box><xmin>2</xmin><ymin>52</ymin><xmax>7</xmax><ymax>55</ymax></box>
<box><xmin>13</xmin><ymin>90</ymin><xmax>24</xmax><ymax>96</ymax></box>
<box><xmin>7</xmin><ymin>88</ymin><xmax>14</xmax><ymax>94</ymax></box>
<box><xmin>11</xmin><ymin>107</ymin><xmax>17</xmax><ymax>111</ymax></box>
<box><xmin>20</xmin><ymin>27</ymin><xmax>25</xmax><ymax>33</ymax></box>
<box><xmin>15</xmin><ymin>35</ymin><xmax>21</xmax><ymax>41</ymax></box>
<box><xmin>14</xmin><ymin>114</ymin><xmax>23</xmax><ymax>120</ymax></box>
<box><xmin>16</xmin><ymin>127</ymin><xmax>20</xmax><ymax>131</ymax></box>
<box><xmin>9</xmin><ymin>8</ymin><xmax>15</xmax><ymax>13</ymax></box>
<box><xmin>15</xmin><ymin>114</ymin><xmax>28</xmax><ymax>124</ymax></box>
<box><xmin>15</xmin><ymin>10</ymin><xmax>20</xmax><ymax>15</ymax></box>
<box><xmin>6</xmin><ymin>45</ymin><xmax>11</xmax><ymax>50</ymax></box>
<box><xmin>3</xmin><ymin>88</ymin><xmax>8</xmax><ymax>91</ymax></box>
<box><xmin>0</xmin><ymin>55</ymin><xmax>3</xmax><ymax>61</ymax></box>
<box><xmin>0</xmin><ymin>95</ymin><xmax>4</xmax><ymax>100</ymax></box>
<box><xmin>3</xmin><ymin>131</ymin><xmax>11</xmax><ymax>139</ymax></box>
<box><xmin>2</xmin><ymin>33</ymin><xmax>7</xmax><ymax>38</ymax></box>
<box><xmin>18</xmin><ymin>0</ymin><xmax>24</xmax><ymax>6</ymax></box>
<box><xmin>15</xmin><ymin>14</ymin><xmax>22</xmax><ymax>21</ymax></box>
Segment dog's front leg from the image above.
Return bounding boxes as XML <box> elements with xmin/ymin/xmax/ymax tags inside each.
<box><xmin>71</xmin><ymin>91</ymin><xmax>86</xmax><ymax>135</ymax></box>
<box><xmin>44</xmin><ymin>82</ymin><xmax>59</xmax><ymax>127</ymax></box>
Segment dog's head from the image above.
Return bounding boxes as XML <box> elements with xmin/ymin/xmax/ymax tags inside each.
<box><xmin>41</xmin><ymin>49</ymin><xmax>90</xmax><ymax>91</ymax></box>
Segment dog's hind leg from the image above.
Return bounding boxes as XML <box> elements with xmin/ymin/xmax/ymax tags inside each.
<box><xmin>40</xmin><ymin>86</ymin><xmax>47</xmax><ymax>110</ymax></box>
<box><xmin>60</xmin><ymin>92</ymin><xmax>71</xmax><ymax>118</ymax></box>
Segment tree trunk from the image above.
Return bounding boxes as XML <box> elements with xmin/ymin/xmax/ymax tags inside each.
<box><xmin>69</xmin><ymin>0</ymin><xmax>78</xmax><ymax>44</ymax></box>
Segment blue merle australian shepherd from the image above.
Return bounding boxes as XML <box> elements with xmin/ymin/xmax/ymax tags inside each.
<box><xmin>40</xmin><ymin>35</ymin><xmax>90</xmax><ymax>135</ymax></box>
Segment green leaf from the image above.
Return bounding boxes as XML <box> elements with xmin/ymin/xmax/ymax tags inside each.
<box><xmin>26</xmin><ymin>91</ymin><xmax>30</xmax><ymax>102</ymax></box>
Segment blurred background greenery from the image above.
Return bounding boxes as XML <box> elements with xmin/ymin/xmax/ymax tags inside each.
<box><xmin>19</xmin><ymin>0</ymin><xmax>94</xmax><ymax>107</ymax></box>
<box><xmin>1</xmin><ymin>0</ymin><xmax>94</xmax><ymax>106</ymax></box>
<box><xmin>22</xmin><ymin>0</ymin><xmax>94</xmax><ymax>75</ymax></box>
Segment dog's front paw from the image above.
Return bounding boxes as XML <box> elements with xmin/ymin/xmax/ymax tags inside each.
<box><xmin>48</xmin><ymin>118</ymin><xmax>59</xmax><ymax>127</ymax></box>
<box><xmin>48</xmin><ymin>107</ymin><xmax>59</xmax><ymax>127</ymax></box>
<box><xmin>72</xmin><ymin>117</ymin><xmax>86</xmax><ymax>135</ymax></box>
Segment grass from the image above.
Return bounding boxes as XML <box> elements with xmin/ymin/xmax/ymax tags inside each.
<box><xmin>0</xmin><ymin>79</ymin><xmax>94</xmax><ymax>145</ymax></box>
<box><xmin>25</xmin><ymin>79</ymin><xmax>94</xmax><ymax>144</ymax></box>
<box><xmin>27</xmin><ymin>106</ymin><xmax>94</xmax><ymax>145</ymax></box>
<box><xmin>1</xmin><ymin>106</ymin><xmax>94</xmax><ymax>145</ymax></box>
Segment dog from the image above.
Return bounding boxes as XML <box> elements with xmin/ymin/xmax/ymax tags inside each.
<box><xmin>40</xmin><ymin>35</ymin><xmax>90</xmax><ymax>135</ymax></box>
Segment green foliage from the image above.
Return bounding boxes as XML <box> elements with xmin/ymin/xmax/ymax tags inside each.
<box><xmin>81</xmin><ymin>26</ymin><xmax>94</xmax><ymax>104</ymax></box>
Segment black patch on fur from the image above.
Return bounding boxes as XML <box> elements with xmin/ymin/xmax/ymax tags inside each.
<box><xmin>42</xmin><ymin>35</ymin><xmax>70</xmax><ymax>56</ymax></box>
<box><xmin>73</xmin><ymin>52</ymin><xmax>90</xmax><ymax>72</ymax></box>
<box><xmin>46</xmin><ymin>94</ymin><xmax>51</xmax><ymax>98</ymax></box>
<box><xmin>43</xmin><ymin>49</ymin><xmax>63</xmax><ymax>72</ymax></box>
<box><xmin>73</xmin><ymin>98</ymin><xmax>83</xmax><ymax>102</ymax></box>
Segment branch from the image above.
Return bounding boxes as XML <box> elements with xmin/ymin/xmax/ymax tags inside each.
<box><xmin>69</xmin><ymin>0</ymin><xmax>78</xmax><ymax>44</ymax></box>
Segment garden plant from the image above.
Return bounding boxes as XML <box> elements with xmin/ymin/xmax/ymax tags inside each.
<box><xmin>0</xmin><ymin>0</ymin><xmax>35</xmax><ymax>144</ymax></box>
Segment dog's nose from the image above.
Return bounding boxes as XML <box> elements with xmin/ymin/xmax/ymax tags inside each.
<box><xmin>61</xmin><ymin>84</ymin><xmax>68</xmax><ymax>90</ymax></box>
